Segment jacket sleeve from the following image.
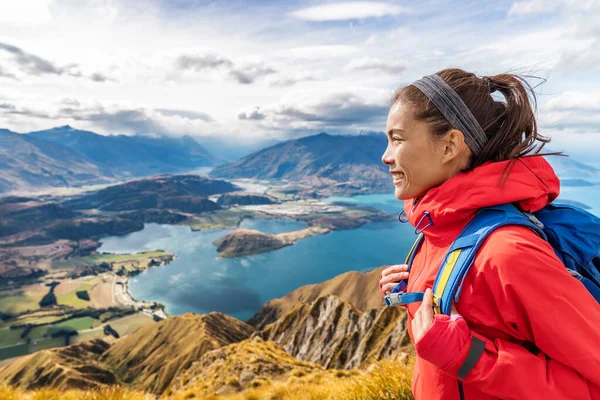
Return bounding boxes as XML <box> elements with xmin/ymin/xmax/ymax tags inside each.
<box><xmin>416</xmin><ymin>226</ymin><xmax>600</xmax><ymax>400</ymax></box>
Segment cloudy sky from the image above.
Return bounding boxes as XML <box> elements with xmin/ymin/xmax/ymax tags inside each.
<box><xmin>1</xmin><ymin>0</ymin><xmax>599</xmax><ymax>164</ymax></box>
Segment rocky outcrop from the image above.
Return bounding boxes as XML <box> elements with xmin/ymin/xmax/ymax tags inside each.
<box><xmin>247</xmin><ymin>266</ymin><xmax>388</xmax><ymax>329</ymax></box>
<box><xmin>0</xmin><ymin>339</ymin><xmax>116</xmax><ymax>391</ymax></box>
<box><xmin>257</xmin><ymin>295</ymin><xmax>411</xmax><ymax>370</ymax></box>
<box><xmin>217</xmin><ymin>192</ymin><xmax>279</xmax><ymax>207</ymax></box>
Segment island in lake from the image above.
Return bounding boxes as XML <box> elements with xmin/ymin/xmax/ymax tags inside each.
<box><xmin>0</xmin><ymin>172</ymin><xmax>395</xmax><ymax>362</ymax></box>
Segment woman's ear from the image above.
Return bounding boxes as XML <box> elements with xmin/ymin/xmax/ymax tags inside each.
<box><xmin>441</xmin><ymin>129</ymin><xmax>467</xmax><ymax>165</ymax></box>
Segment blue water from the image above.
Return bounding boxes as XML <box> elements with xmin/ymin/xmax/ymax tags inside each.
<box><xmin>98</xmin><ymin>197</ymin><xmax>416</xmax><ymax>321</ymax></box>
<box><xmin>97</xmin><ymin>186</ymin><xmax>600</xmax><ymax>322</ymax></box>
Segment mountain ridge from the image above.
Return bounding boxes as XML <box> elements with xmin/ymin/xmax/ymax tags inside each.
<box><xmin>209</xmin><ymin>132</ymin><xmax>393</xmax><ymax>195</ymax></box>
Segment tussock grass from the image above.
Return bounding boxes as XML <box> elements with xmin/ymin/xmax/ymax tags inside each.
<box><xmin>170</xmin><ymin>357</ymin><xmax>414</xmax><ymax>400</ymax></box>
<box><xmin>0</xmin><ymin>353</ymin><xmax>414</xmax><ymax>400</ymax></box>
<box><xmin>0</xmin><ymin>385</ymin><xmax>154</xmax><ymax>400</ymax></box>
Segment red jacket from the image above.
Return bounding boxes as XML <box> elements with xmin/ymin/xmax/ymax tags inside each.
<box><xmin>401</xmin><ymin>156</ymin><xmax>600</xmax><ymax>400</ymax></box>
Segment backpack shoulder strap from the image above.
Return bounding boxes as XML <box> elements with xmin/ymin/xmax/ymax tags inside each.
<box><xmin>432</xmin><ymin>203</ymin><xmax>545</xmax><ymax>315</ymax></box>
<box><xmin>383</xmin><ymin>204</ymin><xmax>545</xmax><ymax>310</ymax></box>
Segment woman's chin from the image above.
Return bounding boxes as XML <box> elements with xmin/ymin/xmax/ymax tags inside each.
<box><xmin>394</xmin><ymin>186</ymin><xmax>410</xmax><ymax>201</ymax></box>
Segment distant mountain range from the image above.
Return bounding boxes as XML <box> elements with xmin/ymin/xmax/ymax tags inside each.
<box><xmin>209</xmin><ymin>132</ymin><xmax>394</xmax><ymax>194</ymax></box>
<box><xmin>210</xmin><ymin>133</ymin><xmax>600</xmax><ymax>191</ymax></box>
<box><xmin>2</xmin><ymin>127</ymin><xmax>599</xmax><ymax>197</ymax></box>
<box><xmin>0</xmin><ymin>128</ymin><xmax>122</xmax><ymax>195</ymax></box>
<box><xmin>0</xmin><ymin>126</ymin><xmax>221</xmax><ymax>195</ymax></box>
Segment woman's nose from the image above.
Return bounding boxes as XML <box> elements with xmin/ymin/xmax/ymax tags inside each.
<box><xmin>382</xmin><ymin>147</ymin><xmax>394</xmax><ymax>165</ymax></box>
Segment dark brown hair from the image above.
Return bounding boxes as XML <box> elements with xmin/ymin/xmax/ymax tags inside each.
<box><xmin>392</xmin><ymin>68</ymin><xmax>558</xmax><ymax>172</ymax></box>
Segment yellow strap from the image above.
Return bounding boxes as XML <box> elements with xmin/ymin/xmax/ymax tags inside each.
<box><xmin>433</xmin><ymin>249</ymin><xmax>462</xmax><ymax>314</ymax></box>
<box><xmin>404</xmin><ymin>233</ymin><xmax>423</xmax><ymax>264</ymax></box>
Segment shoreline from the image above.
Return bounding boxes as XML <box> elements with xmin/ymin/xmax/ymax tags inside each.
<box><xmin>115</xmin><ymin>261</ymin><xmax>172</xmax><ymax>320</ymax></box>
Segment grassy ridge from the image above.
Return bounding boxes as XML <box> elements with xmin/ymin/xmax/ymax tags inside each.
<box><xmin>0</xmin><ymin>358</ymin><xmax>414</xmax><ymax>400</ymax></box>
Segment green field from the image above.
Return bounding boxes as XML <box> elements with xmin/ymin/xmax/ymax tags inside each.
<box><xmin>0</xmin><ymin>328</ymin><xmax>25</xmax><ymax>346</ymax></box>
<box><xmin>0</xmin><ymin>337</ymin><xmax>66</xmax><ymax>361</ymax></box>
<box><xmin>0</xmin><ymin>313</ymin><xmax>155</xmax><ymax>360</ymax></box>
<box><xmin>82</xmin><ymin>251</ymin><xmax>170</xmax><ymax>264</ymax></box>
<box><xmin>52</xmin><ymin>250</ymin><xmax>172</xmax><ymax>270</ymax></box>
<box><xmin>52</xmin><ymin>316</ymin><xmax>96</xmax><ymax>331</ymax></box>
<box><xmin>56</xmin><ymin>283</ymin><xmax>95</xmax><ymax>309</ymax></box>
<box><xmin>27</xmin><ymin>316</ymin><xmax>96</xmax><ymax>340</ymax></box>
<box><xmin>28</xmin><ymin>325</ymin><xmax>50</xmax><ymax>339</ymax></box>
<box><xmin>0</xmin><ymin>291</ymin><xmax>44</xmax><ymax>314</ymax></box>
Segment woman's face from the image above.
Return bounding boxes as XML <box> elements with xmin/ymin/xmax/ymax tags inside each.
<box><xmin>382</xmin><ymin>101</ymin><xmax>451</xmax><ymax>200</ymax></box>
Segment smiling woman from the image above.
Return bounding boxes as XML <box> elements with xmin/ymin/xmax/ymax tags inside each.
<box><xmin>378</xmin><ymin>68</ymin><xmax>600</xmax><ymax>400</ymax></box>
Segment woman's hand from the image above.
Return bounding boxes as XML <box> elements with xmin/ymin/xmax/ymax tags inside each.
<box><xmin>379</xmin><ymin>264</ymin><xmax>410</xmax><ymax>295</ymax></box>
<box><xmin>412</xmin><ymin>288</ymin><xmax>435</xmax><ymax>342</ymax></box>
<box><xmin>412</xmin><ymin>288</ymin><xmax>460</xmax><ymax>343</ymax></box>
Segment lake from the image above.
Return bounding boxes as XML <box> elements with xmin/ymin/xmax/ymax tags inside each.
<box><xmin>97</xmin><ymin>188</ymin><xmax>600</xmax><ymax>322</ymax></box>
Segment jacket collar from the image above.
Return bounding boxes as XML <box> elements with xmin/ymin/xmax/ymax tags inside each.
<box><xmin>403</xmin><ymin>156</ymin><xmax>560</xmax><ymax>246</ymax></box>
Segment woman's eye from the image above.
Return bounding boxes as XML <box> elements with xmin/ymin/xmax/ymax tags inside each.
<box><xmin>393</xmin><ymin>136</ymin><xmax>402</xmax><ymax>142</ymax></box>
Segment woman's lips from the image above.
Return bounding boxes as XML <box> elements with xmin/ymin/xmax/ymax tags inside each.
<box><xmin>391</xmin><ymin>172</ymin><xmax>404</xmax><ymax>185</ymax></box>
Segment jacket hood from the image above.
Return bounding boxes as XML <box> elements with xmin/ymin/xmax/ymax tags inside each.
<box><xmin>404</xmin><ymin>156</ymin><xmax>560</xmax><ymax>245</ymax></box>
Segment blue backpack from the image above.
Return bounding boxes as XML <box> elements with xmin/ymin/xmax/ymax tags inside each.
<box><xmin>384</xmin><ymin>203</ymin><xmax>600</xmax><ymax>314</ymax></box>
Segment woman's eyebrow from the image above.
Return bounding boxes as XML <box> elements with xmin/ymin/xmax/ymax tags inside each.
<box><xmin>387</xmin><ymin>128</ymin><xmax>405</xmax><ymax>136</ymax></box>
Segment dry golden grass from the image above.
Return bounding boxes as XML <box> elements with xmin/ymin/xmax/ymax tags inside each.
<box><xmin>0</xmin><ymin>357</ymin><xmax>414</xmax><ymax>400</ymax></box>
<box><xmin>0</xmin><ymin>385</ymin><xmax>154</xmax><ymax>400</ymax></box>
<box><xmin>169</xmin><ymin>357</ymin><xmax>414</xmax><ymax>400</ymax></box>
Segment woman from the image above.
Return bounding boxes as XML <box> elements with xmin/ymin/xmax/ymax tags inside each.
<box><xmin>378</xmin><ymin>68</ymin><xmax>600</xmax><ymax>400</ymax></box>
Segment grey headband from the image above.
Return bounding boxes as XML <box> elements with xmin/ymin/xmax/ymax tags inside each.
<box><xmin>411</xmin><ymin>74</ymin><xmax>488</xmax><ymax>156</ymax></box>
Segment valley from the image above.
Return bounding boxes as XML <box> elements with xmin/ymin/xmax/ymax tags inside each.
<box><xmin>0</xmin><ymin>171</ymin><xmax>395</xmax><ymax>363</ymax></box>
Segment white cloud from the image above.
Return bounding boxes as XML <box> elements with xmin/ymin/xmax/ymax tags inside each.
<box><xmin>0</xmin><ymin>0</ymin><xmax>598</xmax><ymax>160</ymax></box>
<box><xmin>238</xmin><ymin>87</ymin><xmax>391</xmax><ymax>132</ymax></box>
<box><xmin>539</xmin><ymin>91</ymin><xmax>600</xmax><ymax>131</ymax></box>
<box><xmin>0</xmin><ymin>0</ymin><xmax>53</xmax><ymax>25</ymax></box>
<box><xmin>344</xmin><ymin>57</ymin><xmax>407</xmax><ymax>75</ymax></box>
<box><xmin>290</xmin><ymin>2</ymin><xmax>407</xmax><ymax>21</ymax></box>
<box><xmin>508</xmin><ymin>0</ymin><xmax>557</xmax><ymax>16</ymax></box>
<box><xmin>281</xmin><ymin>45</ymin><xmax>359</xmax><ymax>60</ymax></box>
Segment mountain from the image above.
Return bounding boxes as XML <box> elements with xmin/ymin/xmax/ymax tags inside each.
<box><xmin>209</xmin><ymin>132</ymin><xmax>393</xmax><ymax>194</ymax></box>
<box><xmin>0</xmin><ymin>128</ymin><xmax>122</xmax><ymax>195</ymax></box>
<box><xmin>258</xmin><ymin>295</ymin><xmax>411</xmax><ymax>370</ymax></box>
<box><xmin>61</xmin><ymin>174</ymin><xmax>239</xmax><ymax>212</ymax></box>
<box><xmin>0</xmin><ymin>313</ymin><xmax>255</xmax><ymax>394</ymax></box>
<box><xmin>100</xmin><ymin>312</ymin><xmax>255</xmax><ymax>395</ymax></box>
<box><xmin>28</xmin><ymin>125</ymin><xmax>221</xmax><ymax>177</ymax></box>
<box><xmin>168</xmin><ymin>336</ymin><xmax>329</xmax><ymax>397</ymax></box>
<box><xmin>247</xmin><ymin>266</ymin><xmax>386</xmax><ymax>330</ymax></box>
<box><xmin>0</xmin><ymin>339</ymin><xmax>115</xmax><ymax>391</ymax></box>
<box><xmin>0</xmin><ymin>268</ymin><xmax>413</xmax><ymax>397</ymax></box>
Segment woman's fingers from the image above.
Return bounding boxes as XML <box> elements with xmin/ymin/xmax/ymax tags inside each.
<box><xmin>381</xmin><ymin>282</ymin><xmax>403</xmax><ymax>294</ymax></box>
<box><xmin>381</xmin><ymin>264</ymin><xmax>409</xmax><ymax>278</ymax></box>
<box><xmin>379</xmin><ymin>265</ymin><xmax>410</xmax><ymax>295</ymax></box>
<box><xmin>381</xmin><ymin>272</ymin><xmax>409</xmax><ymax>284</ymax></box>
